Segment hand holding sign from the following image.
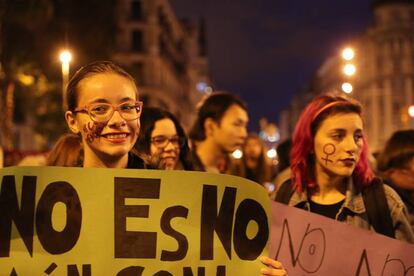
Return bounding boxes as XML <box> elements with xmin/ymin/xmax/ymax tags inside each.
<box><xmin>260</xmin><ymin>256</ymin><xmax>288</xmax><ymax>276</ymax></box>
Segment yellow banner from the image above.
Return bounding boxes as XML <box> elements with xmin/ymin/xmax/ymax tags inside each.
<box><xmin>0</xmin><ymin>166</ymin><xmax>270</xmax><ymax>275</ymax></box>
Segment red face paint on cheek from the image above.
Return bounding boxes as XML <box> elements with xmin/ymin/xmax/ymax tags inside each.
<box><xmin>83</xmin><ymin>121</ymin><xmax>106</xmax><ymax>143</ymax></box>
<box><xmin>322</xmin><ymin>143</ymin><xmax>336</xmax><ymax>166</ymax></box>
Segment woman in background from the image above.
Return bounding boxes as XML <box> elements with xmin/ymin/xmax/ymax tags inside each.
<box><xmin>229</xmin><ymin>133</ymin><xmax>272</xmax><ymax>190</ymax></box>
<box><xmin>135</xmin><ymin>107</ymin><xmax>193</xmax><ymax>170</ymax></box>
<box><xmin>377</xmin><ymin>129</ymin><xmax>414</xmax><ymax>229</ymax></box>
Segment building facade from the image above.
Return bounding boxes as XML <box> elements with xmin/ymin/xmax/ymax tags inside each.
<box><xmin>280</xmin><ymin>0</ymin><xmax>414</xmax><ymax>152</ymax></box>
<box><xmin>113</xmin><ymin>0</ymin><xmax>210</xmax><ymax>129</ymax></box>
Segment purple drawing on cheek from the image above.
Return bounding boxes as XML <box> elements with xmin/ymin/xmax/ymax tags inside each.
<box><xmin>322</xmin><ymin>143</ymin><xmax>336</xmax><ymax>166</ymax></box>
<box><xmin>83</xmin><ymin>121</ymin><xmax>106</xmax><ymax>143</ymax></box>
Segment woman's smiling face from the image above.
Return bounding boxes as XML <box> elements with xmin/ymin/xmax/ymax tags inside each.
<box><xmin>66</xmin><ymin>73</ymin><xmax>140</xmax><ymax>166</ymax></box>
<box><xmin>150</xmin><ymin>118</ymin><xmax>180</xmax><ymax>170</ymax></box>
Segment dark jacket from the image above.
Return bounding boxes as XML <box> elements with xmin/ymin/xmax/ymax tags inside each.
<box><xmin>276</xmin><ymin>177</ymin><xmax>414</xmax><ymax>243</ymax></box>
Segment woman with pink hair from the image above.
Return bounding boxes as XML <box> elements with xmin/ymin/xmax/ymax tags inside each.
<box><xmin>275</xmin><ymin>92</ymin><xmax>413</xmax><ymax>239</ymax></box>
<box><xmin>261</xmin><ymin>92</ymin><xmax>413</xmax><ymax>275</ymax></box>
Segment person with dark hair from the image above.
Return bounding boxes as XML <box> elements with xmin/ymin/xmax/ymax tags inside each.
<box><xmin>271</xmin><ymin>138</ymin><xmax>292</xmax><ymax>195</ymax></box>
<box><xmin>62</xmin><ymin>60</ymin><xmax>145</xmax><ymax>168</ymax></box>
<box><xmin>189</xmin><ymin>92</ymin><xmax>248</xmax><ymax>172</ymax></box>
<box><xmin>46</xmin><ymin>133</ymin><xmax>83</xmax><ymax>166</ymax></box>
<box><xmin>262</xmin><ymin>92</ymin><xmax>414</xmax><ymax>274</ymax></box>
<box><xmin>377</xmin><ymin>129</ymin><xmax>414</xmax><ymax>229</ymax></box>
<box><xmin>229</xmin><ymin>133</ymin><xmax>272</xmax><ymax>187</ymax></box>
<box><xmin>135</xmin><ymin>107</ymin><xmax>193</xmax><ymax>170</ymax></box>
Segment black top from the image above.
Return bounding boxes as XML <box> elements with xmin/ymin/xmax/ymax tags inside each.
<box><xmin>309</xmin><ymin>199</ymin><xmax>345</xmax><ymax>220</ymax></box>
<box><xmin>127</xmin><ymin>152</ymin><xmax>145</xmax><ymax>169</ymax></box>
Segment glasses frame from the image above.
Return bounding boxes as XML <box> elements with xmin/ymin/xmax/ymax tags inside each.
<box><xmin>150</xmin><ymin>135</ymin><xmax>186</xmax><ymax>149</ymax></box>
<box><xmin>73</xmin><ymin>101</ymin><xmax>143</xmax><ymax>122</ymax></box>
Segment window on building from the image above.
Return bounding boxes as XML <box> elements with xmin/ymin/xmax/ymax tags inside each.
<box><xmin>394</xmin><ymin>77</ymin><xmax>403</xmax><ymax>94</ymax></box>
<box><xmin>391</xmin><ymin>10</ymin><xmax>401</xmax><ymax>24</ymax></box>
<box><xmin>131</xmin><ymin>30</ymin><xmax>144</xmax><ymax>52</ymax></box>
<box><xmin>159</xmin><ymin>34</ymin><xmax>166</xmax><ymax>55</ymax></box>
<box><xmin>130</xmin><ymin>62</ymin><xmax>145</xmax><ymax>85</ymax></box>
<box><xmin>158</xmin><ymin>8</ymin><xmax>171</xmax><ymax>37</ymax></box>
<box><xmin>376</xmin><ymin>56</ymin><xmax>383</xmax><ymax>74</ymax></box>
<box><xmin>130</xmin><ymin>0</ymin><xmax>142</xmax><ymax>20</ymax></box>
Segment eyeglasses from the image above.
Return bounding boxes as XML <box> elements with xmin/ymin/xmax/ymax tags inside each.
<box><xmin>150</xmin><ymin>135</ymin><xmax>185</xmax><ymax>148</ymax></box>
<box><xmin>73</xmin><ymin>101</ymin><xmax>143</xmax><ymax>122</ymax></box>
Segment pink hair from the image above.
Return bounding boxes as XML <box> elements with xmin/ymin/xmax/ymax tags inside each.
<box><xmin>290</xmin><ymin>93</ymin><xmax>374</xmax><ymax>192</ymax></box>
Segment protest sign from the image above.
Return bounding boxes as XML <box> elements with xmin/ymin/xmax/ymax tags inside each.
<box><xmin>0</xmin><ymin>166</ymin><xmax>270</xmax><ymax>275</ymax></box>
<box><xmin>270</xmin><ymin>201</ymin><xmax>414</xmax><ymax>275</ymax></box>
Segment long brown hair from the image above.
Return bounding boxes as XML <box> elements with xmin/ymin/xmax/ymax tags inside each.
<box><xmin>46</xmin><ymin>133</ymin><xmax>83</xmax><ymax>167</ymax></box>
<box><xmin>230</xmin><ymin>133</ymin><xmax>272</xmax><ymax>184</ymax></box>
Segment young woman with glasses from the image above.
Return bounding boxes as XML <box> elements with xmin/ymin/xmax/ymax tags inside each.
<box><xmin>62</xmin><ymin>60</ymin><xmax>145</xmax><ymax>168</ymax></box>
<box><xmin>135</xmin><ymin>107</ymin><xmax>193</xmax><ymax>170</ymax></box>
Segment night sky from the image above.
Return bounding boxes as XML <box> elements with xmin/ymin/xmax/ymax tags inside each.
<box><xmin>171</xmin><ymin>0</ymin><xmax>373</xmax><ymax>131</ymax></box>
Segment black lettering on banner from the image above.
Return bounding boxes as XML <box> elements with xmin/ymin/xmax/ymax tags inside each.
<box><xmin>355</xmin><ymin>249</ymin><xmax>372</xmax><ymax>276</ymax></box>
<box><xmin>153</xmin><ymin>271</ymin><xmax>173</xmax><ymax>276</ymax></box>
<box><xmin>114</xmin><ymin>177</ymin><xmax>160</xmax><ymax>258</ymax></box>
<box><xmin>200</xmin><ymin>185</ymin><xmax>236</xmax><ymax>260</ymax></box>
<box><xmin>10</xmin><ymin>268</ymin><xmax>18</xmax><ymax>276</ymax></box>
<box><xmin>44</xmin><ymin>263</ymin><xmax>58</xmax><ymax>274</ymax></box>
<box><xmin>160</xmin><ymin>206</ymin><xmax>189</xmax><ymax>261</ymax></box>
<box><xmin>274</xmin><ymin>219</ymin><xmax>325</xmax><ymax>273</ymax></box>
<box><xmin>36</xmin><ymin>181</ymin><xmax>82</xmax><ymax>254</ymax></box>
<box><xmin>216</xmin><ymin>266</ymin><xmax>226</xmax><ymax>276</ymax></box>
<box><xmin>116</xmin><ymin>266</ymin><xmax>144</xmax><ymax>276</ymax></box>
<box><xmin>0</xmin><ymin>175</ymin><xmax>36</xmax><ymax>257</ymax></box>
<box><xmin>67</xmin><ymin>264</ymin><xmax>91</xmax><ymax>276</ymax></box>
<box><xmin>183</xmin><ymin>266</ymin><xmax>226</xmax><ymax>276</ymax></box>
<box><xmin>233</xmin><ymin>199</ymin><xmax>268</xmax><ymax>260</ymax></box>
<box><xmin>183</xmin><ymin>267</ymin><xmax>205</xmax><ymax>276</ymax></box>
<box><xmin>381</xmin><ymin>254</ymin><xmax>414</xmax><ymax>275</ymax></box>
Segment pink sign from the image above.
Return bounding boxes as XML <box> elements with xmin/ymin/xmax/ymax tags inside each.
<box><xmin>269</xmin><ymin>201</ymin><xmax>414</xmax><ymax>275</ymax></box>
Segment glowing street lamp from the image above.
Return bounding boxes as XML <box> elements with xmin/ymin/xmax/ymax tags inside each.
<box><xmin>341</xmin><ymin>47</ymin><xmax>356</xmax><ymax>94</ymax></box>
<box><xmin>342</xmin><ymin>82</ymin><xmax>353</xmax><ymax>94</ymax></box>
<box><xmin>266</xmin><ymin>148</ymin><xmax>277</xmax><ymax>159</ymax></box>
<box><xmin>59</xmin><ymin>50</ymin><xmax>72</xmax><ymax>103</ymax></box>
<box><xmin>232</xmin><ymin>149</ymin><xmax>243</xmax><ymax>159</ymax></box>
<box><xmin>409</xmin><ymin>105</ymin><xmax>414</xmax><ymax>118</ymax></box>
<box><xmin>343</xmin><ymin>64</ymin><xmax>356</xmax><ymax>76</ymax></box>
<box><xmin>342</xmin><ymin>48</ymin><xmax>355</xmax><ymax>61</ymax></box>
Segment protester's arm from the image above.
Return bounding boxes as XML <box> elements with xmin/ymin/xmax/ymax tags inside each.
<box><xmin>260</xmin><ymin>256</ymin><xmax>288</xmax><ymax>276</ymax></box>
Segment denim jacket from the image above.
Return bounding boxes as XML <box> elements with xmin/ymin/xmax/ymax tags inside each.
<box><xmin>287</xmin><ymin>177</ymin><xmax>414</xmax><ymax>244</ymax></box>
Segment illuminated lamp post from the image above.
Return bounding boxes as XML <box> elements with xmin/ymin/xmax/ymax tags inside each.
<box><xmin>59</xmin><ymin>50</ymin><xmax>72</xmax><ymax>106</ymax></box>
<box><xmin>409</xmin><ymin>105</ymin><xmax>414</xmax><ymax>128</ymax></box>
<box><xmin>341</xmin><ymin>47</ymin><xmax>356</xmax><ymax>94</ymax></box>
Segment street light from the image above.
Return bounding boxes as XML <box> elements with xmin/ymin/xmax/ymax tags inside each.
<box><xmin>342</xmin><ymin>48</ymin><xmax>355</xmax><ymax>61</ymax></box>
<box><xmin>408</xmin><ymin>105</ymin><xmax>414</xmax><ymax>117</ymax></box>
<box><xmin>341</xmin><ymin>47</ymin><xmax>356</xmax><ymax>94</ymax></box>
<box><xmin>342</xmin><ymin>82</ymin><xmax>353</xmax><ymax>94</ymax></box>
<box><xmin>343</xmin><ymin>64</ymin><xmax>356</xmax><ymax>76</ymax></box>
<box><xmin>409</xmin><ymin>105</ymin><xmax>414</xmax><ymax>128</ymax></box>
<box><xmin>231</xmin><ymin>149</ymin><xmax>243</xmax><ymax>159</ymax></box>
<box><xmin>59</xmin><ymin>50</ymin><xmax>72</xmax><ymax>104</ymax></box>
